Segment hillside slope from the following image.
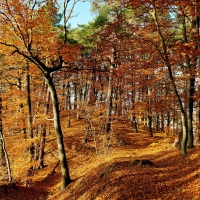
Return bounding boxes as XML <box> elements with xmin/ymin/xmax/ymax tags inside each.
<box><xmin>0</xmin><ymin>123</ymin><xmax>200</xmax><ymax>200</ymax></box>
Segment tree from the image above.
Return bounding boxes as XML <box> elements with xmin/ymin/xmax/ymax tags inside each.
<box><xmin>62</xmin><ymin>0</ymin><xmax>80</xmax><ymax>44</ymax></box>
<box><xmin>0</xmin><ymin>0</ymin><xmax>81</xmax><ymax>189</ymax></box>
<box><xmin>0</xmin><ymin>74</ymin><xmax>3</xmax><ymax>159</ymax></box>
<box><xmin>124</xmin><ymin>0</ymin><xmax>200</xmax><ymax>154</ymax></box>
<box><xmin>25</xmin><ymin>62</ymin><xmax>34</xmax><ymax>160</ymax></box>
<box><xmin>0</xmin><ymin>69</ymin><xmax>13</xmax><ymax>183</ymax></box>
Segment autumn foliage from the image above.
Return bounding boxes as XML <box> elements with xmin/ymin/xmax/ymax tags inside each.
<box><xmin>0</xmin><ymin>0</ymin><xmax>200</xmax><ymax>198</ymax></box>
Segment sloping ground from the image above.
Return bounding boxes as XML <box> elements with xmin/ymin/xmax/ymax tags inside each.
<box><xmin>0</xmin><ymin>123</ymin><xmax>200</xmax><ymax>200</ymax></box>
<box><xmin>61</xmin><ymin>148</ymin><xmax>200</xmax><ymax>200</ymax></box>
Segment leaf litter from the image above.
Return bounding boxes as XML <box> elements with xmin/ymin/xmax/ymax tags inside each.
<box><xmin>0</xmin><ymin>123</ymin><xmax>200</xmax><ymax>200</ymax></box>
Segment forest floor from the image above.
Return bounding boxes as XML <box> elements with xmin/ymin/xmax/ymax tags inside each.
<box><xmin>0</xmin><ymin>121</ymin><xmax>200</xmax><ymax>200</ymax></box>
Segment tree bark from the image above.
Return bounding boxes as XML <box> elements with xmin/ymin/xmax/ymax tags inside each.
<box><xmin>130</xmin><ymin>115</ymin><xmax>138</xmax><ymax>133</ymax></box>
<box><xmin>37</xmin><ymin>82</ymin><xmax>50</xmax><ymax>169</ymax></box>
<box><xmin>105</xmin><ymin>73</ymin><xmax>112</xmax><ymax>134</ymax></box>
<box><xmin>147</xmin><ymin>115</ymin><xmax>153</xmax><ymax>137</ymax></box>
<box><xmin>186</xmin><ymin>77</ymin><xmax>195</xmax><ymax>149</ymax></box>
<box><xmin>25</xmin><ymin>64</ymin><xmax>33</xmax><ymax>139</ymax></box>
<box><xmin>37</xmin><ymin>124</ymin><xmax>46</xmax><ymax>169</ymax></box>
<box><xmin>25</xmin><ymin>64</ymin><xmax>35</xmax><ymax>160</ymax></box>
<box><xmin>66</xmin><ymin>82</ymin><xmax>71</xmax><ymax>127</ymax></box>
<box><xmin>45</xmin><ymin>74</ymin><xmax>71</xmax><ymax>189</ymax></box>
<box><xmin>0</xmin><ymin>92</ymin><xmax>4</xmax><ymax>159</ymax></box>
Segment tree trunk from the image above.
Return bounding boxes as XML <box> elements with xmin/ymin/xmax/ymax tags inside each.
<box><xmin>156</xmin><ymin>115</ymin><xmax>160</xmax><ymax>132</ymax></box>
<box><xmin>37</xmin><ymin>124</ymin><xmax>46</xmax><ymax>169</ymax></box>
<box><xmin>17</xmin><ymin>70</ymin><xmax>27</xmax><ymax>138</ymax></box>
<box><xmin>187</xmin><ymin>6</ymin><xmax>200</xmax><ymax>148</ymax></box>
<box><xmin>73</xmin><ymin>84</ymin><xmax>77</xmax><ymax>110</ymax></box>
<box><xmin>0</xmin><ymin>93</ymin><xmax>4</xmax><ymax>159</ymax></box>
<box><xmin>0</xmin><ymin>131</ymin><xmax>13</xmax><ymax>183</ymax></box>
<box><xmin>66</xmin><ymin>82</ymin><xmax>71</xmax><ymax>127</ymax></box>
<box><xmin>25</xmin><ymin>64</ymin><xmax>33</xmax><ymax>139</ymax></box>
<box><xmin>105</xmin><ymin>46</ymin><xmax>116</xmax><ymax>134</ymax></box>
<box><xmin>182</xmin><ymin>12</ymin><xmax>196</xmax><ymax>149</ymax></box>
<box><xmin>0</xmin><ymin>89</ymin><xmax>13</xmax><ymax>182</ymax></box>
<box><xmin>37</xmin><ymin>83</ymin><xmax>50</xmax><ymax>169</ymax></box>
<box><xmin>130</xmin><ymin>115</ymin><xmax>138</xmax><ymax>133</ymax></box>
<box><xmin>25</xmin><ymin>64</ymin><xmax>34</xmax><ymax>160</ymax></box>
<box><xmin>187</xmin><ymin>77</ymin><xmax>195</xmax><ymax>149</ymax></box>
<box><xmin>151</xmin><ymin>8</ymin><xmax>188</xmax><ymax>155</ymax></box>
<box><xmin>148</xmin><ymin>115</ymin><xmax>153</xmax><ymax>137</ymax></box>
<box><xmin>105</xmin><ymin>74</ymin><xmax>112</xmax><ymax>134</ymax></box>
<box><xmin>146</xmin><ymin>73</ymin><xmax>153</xmax><ymax>137</ymax></box>
<box><xmin>181</xmin><ymin>113</ymin><xmax>188</xmax><ymax>155</ymax></box>
<box><xmin>45</xmin><ymin>74</ymin><xmax>71</xmax><ymax>189</ymax></box>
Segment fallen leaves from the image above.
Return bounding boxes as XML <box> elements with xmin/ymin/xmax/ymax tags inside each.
<box><xmin>1</xmin><ymin>123</ymin><xmax>200</xmax><ymax>200</ymax></box>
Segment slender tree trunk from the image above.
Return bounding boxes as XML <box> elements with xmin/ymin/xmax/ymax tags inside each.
<box><xmin>37</xmin><ymin>82</ymin><xmax>50</xmax><ymax>169</ymax></box>
<box><xmin>182</xmin><ymin>13</ymin><xmax>196</xmax><ymax>149</ymax></box>
<box><xmin>147</xmin><ymin>115</ymin><xmax>153</xmax><ymax>137</ymax></box>
<box><xmin>63</xmin><ymin>0</ymin><xmax>75</xmax><ymax>44</ymax></box>
<box><xmin>160</xmin><ymin>112</ymin><xmax>164</xmax><ymax>132</ymax></box>
<box><xmin>45</xmin><ymin>74</ymin><xmax>71</xmax><ymax>189</ymax></box>
<box><xmin>25</xmin><ymin>64</ymin><xmax>34</xmax><ymax>160</ymax></box>
<box><xmin>26</xmin><ymin>64</ymin><xmax>33</xmax><ymax>139</ymax></box>
<box><xmin>0</xmin><ymin>89</ymin><xmax>13</xmax><ymax>182</ymax></box>
<box><xmin>0</xmin><ymin>131</ymin><xmax>13</xmax><ymax>183</ymax></box>
<box><xmin>130</xmin><ymin>115</ymin><xmax>138</xmax><ymax>133</ymax></box>
<box><xmin>74</xmin><ymin>84</ymin><xmax>77</xmax><ymax>109</ymax></box>
<box><xmin>146</xmin><ymin>73</ymin><xmax>153</xmax><ymax>137</ymax></box>
<box><xmin>180</xmin><ymin>113</ymin><xmax>188</xmax><ymax>155</ymax></box>
<box><xmin>151</xmin><ymin>7</ymin><xmax>188</xmax><ymax>155</ymax></box>
<box><xmin>17</xmin><ymin>70</ymin><xmax>27</xmax><ymax>138</ymax></box>
<box><xmin>0</xmin><ymin>92</ymin><xmax>3</xmax><ymax>159</ymax></box>
<box><xmin>187</xmin><ymin>77</ymin><xmax>195</xmax><ymax>148</ymax></box>
<box><xmin>130</xmin><ymin>89</ymin><xmax>138</xmax><ymax>132</ymax></box>
<box><xmin>66</xmin><ymin>82</ymin><xmax>71</xmax><ymax>127</ymax></box>
<box><xmin>37</xmin><ymin>124</ymin><xmax>46</xmax><ymax>169</ymax></box>
<box><xmin>88</xmin><ymin>72</ymin><xmax>98</xmax><ymax>105</ymax></box>
<box><xmin>105</xmin><ymin>73</ymin><xmax>112</xmax><ymax>134</ymax></box>
<box><xmin>156</xmin><ymin>115</ymin><xmax>160</xmax><ymax>132</ymax></box>
<box><xmin>105</xmin><ymin>46</ymin><xmax>116</xmax><ymax>134</ymax></box>
<box><xmin>187</xmin><ymin>6</ymin><xmax>200</xmax><ymax>147</ymax></box>
<box><xmin>196</xmin><ymin>2</ymin><xmax>200</xmax><ymax>143</ymax></box>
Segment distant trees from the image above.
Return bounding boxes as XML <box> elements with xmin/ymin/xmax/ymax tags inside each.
<box><xmin>124</xmin><ymin>0</ymin><xmax>200</xmax><ymax>155</ymax></box>
<box><xmin>71</xmin><ymin>0</ymin><xmax>200</xmax><ymax>155</ymax></box>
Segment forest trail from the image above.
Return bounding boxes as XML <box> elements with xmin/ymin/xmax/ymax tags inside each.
<box><xmin>0</xmin><ymin>123</ymin><xmax>200</xmax><ymax>200</ymax></box>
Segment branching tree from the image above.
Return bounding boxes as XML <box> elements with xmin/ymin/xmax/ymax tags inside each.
<box><xmin>0</xmin><ymin>0</ymin><xmax>81</xmax><ymax>189</ymax></box>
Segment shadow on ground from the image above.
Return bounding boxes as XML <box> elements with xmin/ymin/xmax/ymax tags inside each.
<box><xmin>64</xmin><ymin>145</ymin><xmax>200</xmax><ymax>200</ymax></box>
